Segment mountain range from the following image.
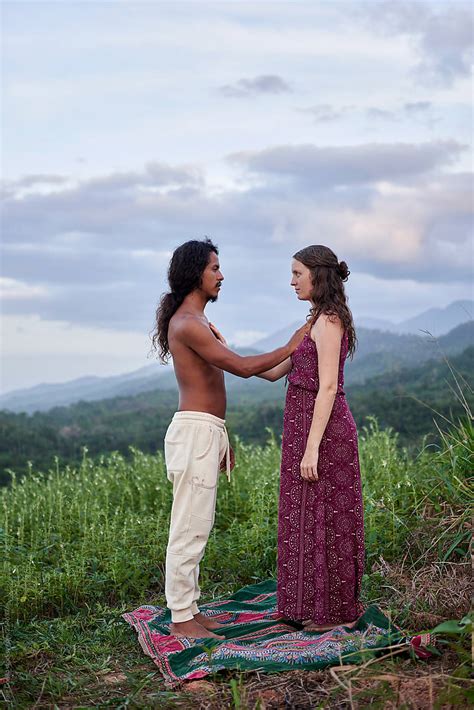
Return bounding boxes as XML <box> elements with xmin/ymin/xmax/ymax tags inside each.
<box><xmin>253</xmin><ymin>299</ymin><xmax>473</xmax><ymax>349</ymax></box>
<box><xmin>1</xmin><ymin>344</ymin><xmax>472</xmax><ymax>487</ymax></box>
<box><xmin>367</xmin><ymin>299</ymin><xmax>472</xmax><ymax>335</ymax></box>
<box><xmin>1</xmin><ymin>301</ymin><xmax>472</xmax><ymax>414</ymax></box>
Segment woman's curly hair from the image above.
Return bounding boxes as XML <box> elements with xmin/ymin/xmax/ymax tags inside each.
<box><xmin>150</xmin><ymin>238</ymin><xmax>219</xmax><ymax>363</ymax></box>
<box><xmin>293</xmin><ymin>245</ymin><xmax>357</xmax><ymax>359</ymax></box>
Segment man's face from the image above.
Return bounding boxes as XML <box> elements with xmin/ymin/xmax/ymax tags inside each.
<box><xmin>201</xmin><ymin>251</ymin><xmax>224</xmax><ymax>302</ymax></box>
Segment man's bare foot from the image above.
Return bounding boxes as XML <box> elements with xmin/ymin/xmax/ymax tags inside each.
<box><xmin>194</xmin><ymin>612</ymin><xmax>226</xmax><ymax>631</ymax></box>
<box><xmin>170</xmin><ymin>619</ymin><xmax>220</xmax><ymax>639</ymax></box>
<box><xmin>304</xmin><ymin>619</ymin><xmax>358</xmax><ymax>633</ymax></box>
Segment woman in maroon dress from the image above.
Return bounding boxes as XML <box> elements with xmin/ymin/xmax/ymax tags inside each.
<box><xmin>259</xmin><ymin>245</ymin><xmax>365</xmax><ymax>631</ymax></box>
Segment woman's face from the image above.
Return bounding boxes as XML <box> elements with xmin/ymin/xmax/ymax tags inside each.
<box><xmin>291</xmin><ymin>259</ymin><xmax>313</xmax><ymax>301</ymax></box>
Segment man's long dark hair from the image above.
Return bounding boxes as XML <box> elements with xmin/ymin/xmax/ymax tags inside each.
<box><xmin>150</xmin><ymin>238</ymin><xmax>219</xmax><ymax>363</ymax></box>
<box><xmin>293</xmin><ymin>244</ymin><xmax>357</xmax><ymax>359</ymax></box>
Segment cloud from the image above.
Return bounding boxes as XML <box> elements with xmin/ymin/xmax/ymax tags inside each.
<box><xmin>6</xmin><ymin>174</ymin><xmax>69</xmax><ymax>189</ymax></box>
<box><xmin>1</xmin><ymin>142</ymin><xmax>471</xmax><ymax>333</ymax></box>
<box><xmin>298</xmin><ymin>104</ymin><xmax>353</xmax><ymax>123</ymax></box>
<box><xmin>355</xmin><ymin>1</ymin><xmax>474</xmax><ymax>86</ymax></box>
<box><xmin>0</xmin><ymin>277</ymin><xmax>49</xmax><ymax>301</ymax></box>
<box><xmin>365</xmin><ymin>107</ymin><xmax>398</xmax><ymax>122</ymax></box>
<box><xmin>404</xmin><ymin>101</ymin><xmax>432</xmax><ymax>115</ymax></box>
<box><xmin>217</xmin><ymin>74</ymin><xmax>292</xmax><ymax>98</ymax></box>
<box><xmin>231</xmin><ymin>330</ymin><xmax>268</xmax><ymax>347</ymax></box>
<box><xmin>299</xmin><ymin>101</ymin><xmax>438</xmax><ymax>127</ymax></box>
<box><xmin>366</xmin><ymin>101</ymin><xmax>438</xmax><ymax>127</ymax></box>
<box><xmin>80</xmin><ymin>162</ymin><xmax>203</xmax><ymax>193</ymax></box>
<box><xmin>258</xmin><ymin>171</ymin><xmax>473</xmax><ymax>282</ymax></box>
<box><xmin>298</xmin><ymin>102</ymin><xmax>440</xmax><ymax>130</ymax></box>
<box><xmin>228</xmin><ymin>140</ymin><xmax>465</xmax><ymax>187</ymax></box>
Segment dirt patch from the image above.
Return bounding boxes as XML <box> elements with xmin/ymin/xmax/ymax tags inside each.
<box><xmin>166</xmin><ymin>646</ymin><xmax>471</xmax><ymax>710</ymax></box>
<box><xmin>372</xmin><ymin>558</ymin><xmax>471</xmax><ymax>627</ymax></box>
<box><xmin>100</xmin><ymin>671</ymin><xmax>128</xmax><ymax>685</ymax></box>
<box><xmin>186</xmin><ymin>680</ymin><xmax>216</xmax><ymax>694</ymax></box>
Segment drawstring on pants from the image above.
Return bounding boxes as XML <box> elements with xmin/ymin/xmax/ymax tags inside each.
<box><xmin>222</xmin><ymin>426</ymin><xmax>231</xmax><ymax>482</ymax></box>
<box><xmin>171</xmin><ymin>410</ymin><xmax>232</xmax><ymax>482</ymax></box>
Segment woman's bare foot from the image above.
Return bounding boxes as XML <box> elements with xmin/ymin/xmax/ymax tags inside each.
<box><xmin>170</xmin><ymin>619</ymin><xmax>220</xmax><ymax>639</ymax></box>
<box><xmin>304</xmin><ymin>619</ymin><xmax>358</xmax><ymax>633</ymax></box>
<box><xmin>193</xmin><ymin>612</ymin><xmax>226</xmax><ymax>631</ymax></box>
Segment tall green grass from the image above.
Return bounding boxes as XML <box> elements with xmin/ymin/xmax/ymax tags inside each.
<box><xmin>2</xmin><ymin>416</ymin><xmax>471</xmax><ymax>624</ymax></box>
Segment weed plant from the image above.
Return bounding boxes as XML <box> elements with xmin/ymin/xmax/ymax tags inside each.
<box><xmin>2</xmin><ymin>418</ymin><xmax>471</xmax><ymax>623</ymax></box>
<box><xmin>1</xmin><ymin>412</ymin><xmax>472</xmax><ymax>708</ymax></box>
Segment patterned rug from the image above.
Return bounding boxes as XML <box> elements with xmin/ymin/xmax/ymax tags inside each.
<box><xmin>122</xmin><ymin>580</ymin><xmax>432</xmax><ymax>687</ymax></box>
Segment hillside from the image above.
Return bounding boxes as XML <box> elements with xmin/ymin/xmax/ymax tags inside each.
<box><xmin>227</xmin><ymin>320</ymin><xmax>473</xmax><ymax>389</ymax></box>
<box><xmin>1</xmin><ymin>345</ymin><xmax>471</xmax><ymax>487</ymax></box>
<box><xmin>344</xmin><ymin>320</ymin><xmax>474</xmax><ymax>383</ymax></box>
<box><xmin>357</xmin><ymin>299</ymin><xmax>473</xmax><ymax>335</ymax></box>
<box><xmin>1</xmin><ymin>320</ymin><xmax>472</xmax><ymax>414</ymax></box>
<box><xmin>228</xmin><ymin>346</ymin><xmax>473</xmax><ymax>446</ymax></box>
<box><xmin>253</xmin><ymin>301</ymin><xmax>473</xmax><ymax>350</ymax></box>
<box><xmin>0</xmin><ymin>347</ymin><xmax>261</xmax><ymax>414</ymax></box>
<box><xmin>2</xmin><ymin>420</ymin><xmax>471</xmax><ymax>706</ymax></box>
<box><xmin>0</xmin><ymin>363</ymin><xmax>171</xmax><ymax>414</ymax></box>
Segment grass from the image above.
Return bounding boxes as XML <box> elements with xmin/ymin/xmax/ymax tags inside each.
<box><xmin>1</xmin><ymin>414</ymin><xmax>472</xmax><ymax>708</ymax></box>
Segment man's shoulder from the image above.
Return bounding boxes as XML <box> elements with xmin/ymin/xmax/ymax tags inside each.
<box><xmin>170</xmin><ymin>311</ymin><xmax>208</xmax><ymax>338</ymax></box>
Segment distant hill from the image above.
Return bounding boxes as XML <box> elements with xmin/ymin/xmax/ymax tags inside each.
<box><xmin>356</xmin><ymin>316</ymin><xmax>394</xmax><ymax>331</ymax></box>
<box><xmin>0</xmin><ymin>363</ymin><xmax>172</xmax><ymax>414</ymax></box>
<box><xmin>357</xmin><ymin>299</ymin><xmax>473</xmax><ymax>335</ymax></box>
<box><xmin>1</xmin><ymin>344</ymin><xmax>472</xmax><ymax>486</ymax></box>
<box><xmin>395</xmin><ymin>300</ymin><xmax>473</xmax><ymax>335</ymax></box>
<box><xmin>344</xmin><ymin>321</ymin><xmax>474</xmax><ymax>384</ymax></box>
<box><xmin>225</xmin><ymin>321</ymin><xmax>474</xmax><ymax>388</ymax></box>
<box><xmin>253</xmin><ymin>301</ymin><xmax>473</xmax><ymax>350</ymax></box>
<box><xmin>0</xmin><ymin>346</ymin><xmax>264</xmax><ymax>414</ymax></box>
<box><xmin>346</xmin><ymin>344</ymin><xmax>474</xmax><ymax>441</ymax></box>
<box><xmin>1</xmin><ymin>312</ymin><xmax>472</xmax><ymax>415</ymax></box>
<box><xmin>228</xmin><ymin>346</ymin><xmax>474</xmax><ymax>448</ymax></box>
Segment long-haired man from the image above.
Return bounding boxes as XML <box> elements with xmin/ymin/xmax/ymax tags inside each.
<box><xmin>151</xmin><ymin>238</ymin><xmax>308</xmax><ymax>638</ymax></box>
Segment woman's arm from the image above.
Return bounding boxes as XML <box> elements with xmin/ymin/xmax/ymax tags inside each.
<box><xmin>256</xmin><ymin>357</ymin><xmax>292</xmax><ymax>382</ymax></box>
<box><xmin>209</xmin><ymin>325</ymin><xmax>294</xmax><ymax>380</ymax></box>
<box><xmin>300</xmin><ymin>315</ymin><xmax>343</xmax><ymax>481</ymax></box>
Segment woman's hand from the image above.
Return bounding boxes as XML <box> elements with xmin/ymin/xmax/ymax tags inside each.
<box><xmin>209</xmin><ymin>322</ymin><xmax>228</xmax><ymax>346</ymax></box>
<box><xmin>300</xmin><ymin>446</ymin><xmax>319</xmax><ymax>481</ymax></box>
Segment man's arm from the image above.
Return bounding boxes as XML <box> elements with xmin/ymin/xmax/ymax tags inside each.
<box><xmin>180</xmin><ymin>319</ymin><xmax>307</xmax><ymax>378</ymax></box>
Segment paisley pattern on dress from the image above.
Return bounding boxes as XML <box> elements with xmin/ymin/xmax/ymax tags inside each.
<box><xmin>277</xmin><ymin>329</ymin><xmax>365</xmax><ymax>624</ymax></box>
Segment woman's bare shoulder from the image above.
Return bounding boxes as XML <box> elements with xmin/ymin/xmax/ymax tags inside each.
<box><xmin>310</xmin><ymin>313</ymin><xmax>343</xmax><ymax>341</ymax></box>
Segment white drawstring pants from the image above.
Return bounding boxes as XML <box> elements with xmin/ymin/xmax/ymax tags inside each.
<box><xmin>164</xmin><ymin>411</ymin><xmax>231</xmax><ymax>623</ymax></box>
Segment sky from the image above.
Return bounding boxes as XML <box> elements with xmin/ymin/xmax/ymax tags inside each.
<box><xmin>1</xmin><ymin>0</ymin><xmax>473</xmax><ymax>393</ymax></box>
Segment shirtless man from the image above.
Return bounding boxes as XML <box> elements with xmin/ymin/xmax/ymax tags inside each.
<box><xmin>152</xmin><ymin>238</ymin><xmax>309</xmax><ymax>638</ymax></box>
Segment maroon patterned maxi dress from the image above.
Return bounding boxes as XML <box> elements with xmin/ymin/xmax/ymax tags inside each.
<box><xmin>277</xmin><ymin>329</ymin><xmax>365</xmax><ymax>624</ymax></box>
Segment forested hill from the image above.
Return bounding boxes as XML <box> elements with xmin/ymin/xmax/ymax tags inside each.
<box><xmin>343</xmin><ymin>320</ymin><xmax>473</xmax><ymax>384</ymax></box>
<box><xmin>0</xmin><ymin>345</ymin><xmax>472</xmax><ymax>487</ymax></box>
<box><xmin>227</xmin><ymin>345</ymin><xmax>473</xmax><ymax>446</ymax></box>
<box><xmin>1</xmin><ymin>321</ymin><xmax>472</xmax><ymax>414</ymax></box>
<box><xmin>225</xmin><ymin>321</ymin><xmax>474</xmax><ymax>391</ymax></box>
